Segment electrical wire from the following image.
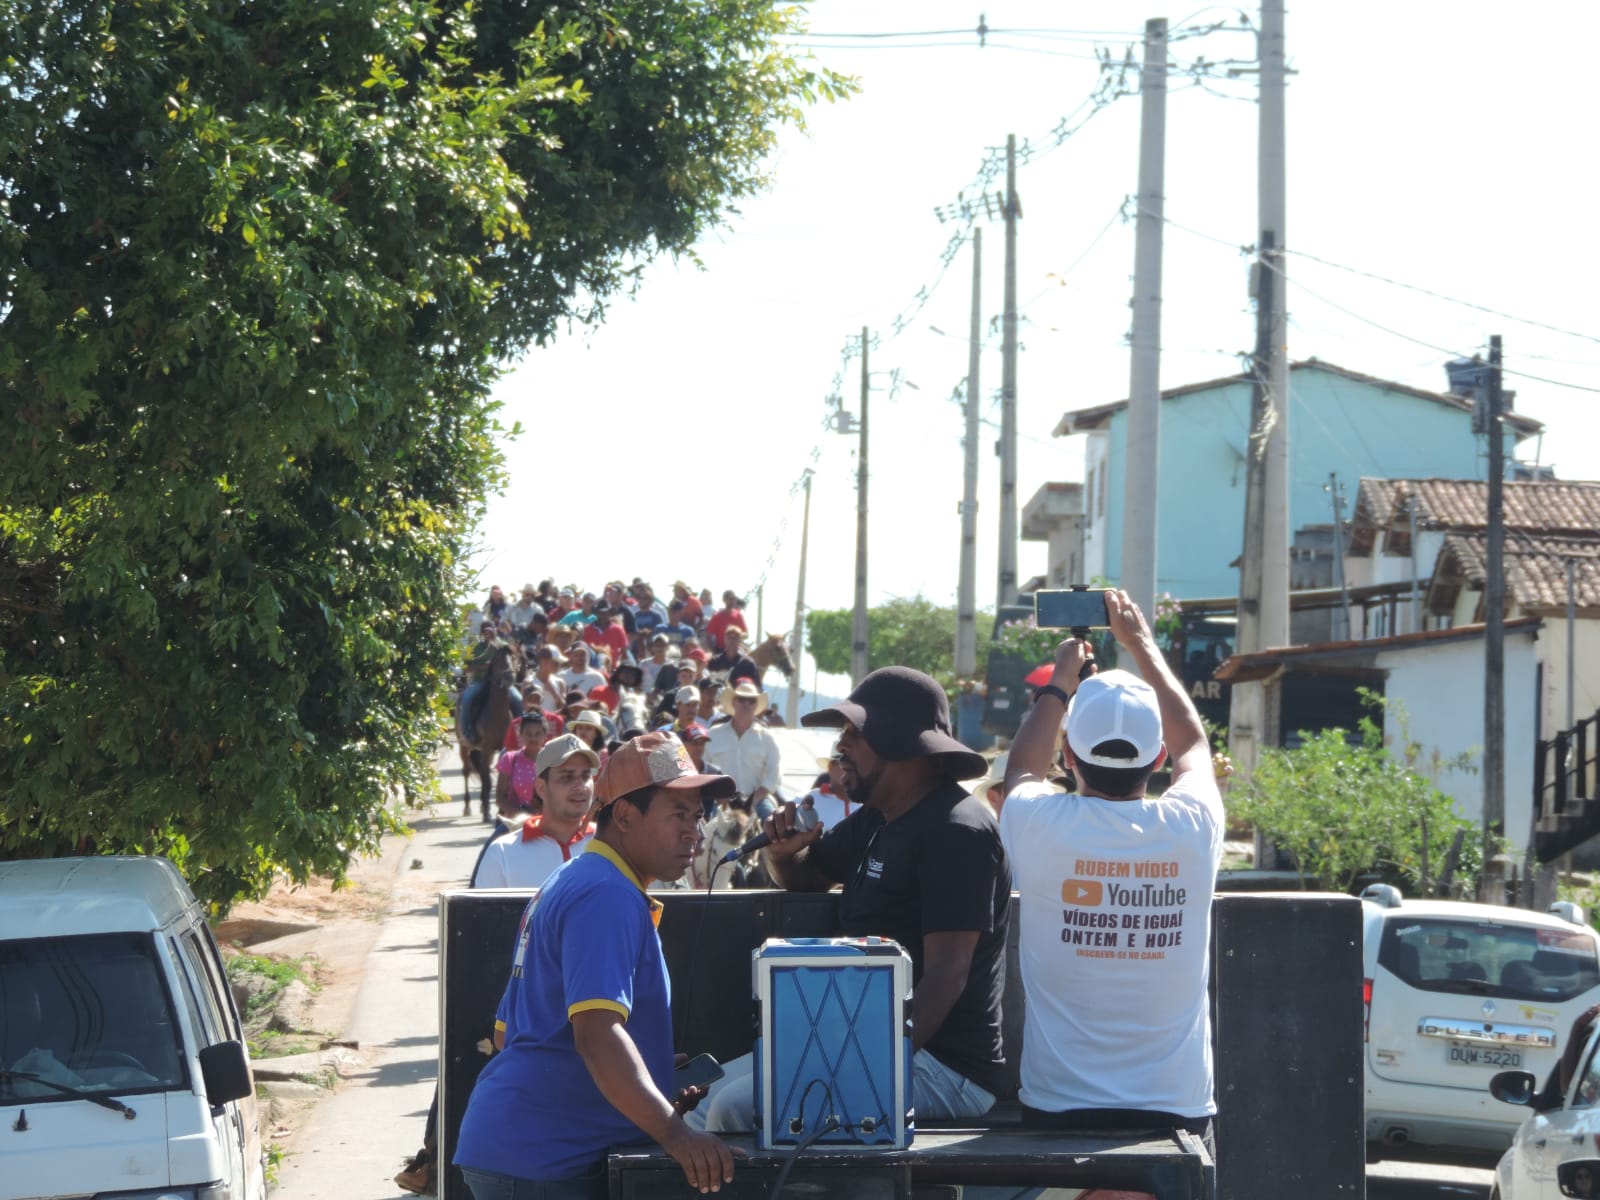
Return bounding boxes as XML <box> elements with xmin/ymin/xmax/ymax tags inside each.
<box><xmin>1155</xmin><ymin>213</ymin><xmax>1600</xmax><ymax>395</ymax></box>
<box><xmin>674</xmin><ymin>854</ymin><xmax>731</xmax><ymax>1054</ymax></box>
<box><xmin>1285</xmin><ymin>246</ymin><xmax>1600</xmax><ymax>347</ymax></box>
<box><xmin>1255</xmin><ymin>255</ymin><xmax>1600</xmax><ymax>395</ymax></box>
<box><xmin>768</xmin><ymin>1080</ymin><xmax>841</xmax><ymax>1200</ymax></box>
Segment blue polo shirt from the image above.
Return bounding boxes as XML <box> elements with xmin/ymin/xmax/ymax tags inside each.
<box><xmin>454</xmin><ymin>841</ymin><xmax>673</xmax><ymax>1181</ymax></box>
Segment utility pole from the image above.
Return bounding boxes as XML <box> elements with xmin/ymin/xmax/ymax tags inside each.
<box><xmin>755</xmin><ymin>584</ymin><xmax>764</xmax><ymax>643</ymax></box>
<box><xmin>1228</xmin><ymin>0</ymin><xmax>1290</xmax><ymax>784</ymax></box>
<box><xmin>1483</xmin><ymin>334</ymin><xmax>1506</xmax><ymax>892</ymax></box>
<box><xmin>997</xmin><ymin>134</ymin><xmax>1021</xmax><ymax>611</ymax></box>
<box><xmin>1258</xmin><ymin>0</ymin><xmax>1291</xmax><ymax>658</ymax></box>
<box><xmin>852</xmin><ymin>326</ymin><xmax>870</xmax><ymax>687</ymax></box>
<box><xmin>785</xmin><ymin>469</ymin><xmax>814</xmax><ymax>727</ymax></box>
<box><xmin>1326</xmin><ymin>473</ymin><xmax>1353</xmax><ymax>640</ymax></box>
<box><xmin>1121</xmin><ymin>17</ymin><xmax>1168</xmax><ymax>622</ymax></box>
<box><xmin>955</xmin><ymin>229</ymin><xmax>982</xmax><ymax>680</ymax></box>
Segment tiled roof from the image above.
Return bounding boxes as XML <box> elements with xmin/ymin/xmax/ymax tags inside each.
<box><xmin>1213</xmin><ymin>616</ymin><xmax>1544</xmax><ymax>684</ymax></box>
<box><xmin>1412</xmin><ymin>479</ymin><xmax>1600</xmax><ymax>533</ymax></box>
<box><xmin>1430</xmin><ymin>533</ymin><xmax>1600</xmax><ymax>615</ymax></box>
<box><xmin>1349</xmin><ymin>477</ymin><xmax>1600</xmax><ymax>557</ymax></box>
<box><xmin>1053</xmin><ymin>358</ymin><xmax>1546</xmax><ymax>437</ymax></box>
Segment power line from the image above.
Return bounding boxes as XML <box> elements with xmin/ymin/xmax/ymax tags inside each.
<box><xmin>1255</xmin><ymin>255</ymin><xmax>1600</xmax><ymax>395</ymax></box>
<box><xmin>1286</xmin><ymin>247</ymin><xmax>1600</xmax><ymax>347</ymax></box>
<box><xmin>1155</xmin><ymin>213</ymin><xmax>1600</xmax><ymax>391</ymax></box>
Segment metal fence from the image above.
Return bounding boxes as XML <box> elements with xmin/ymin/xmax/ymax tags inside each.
<box><xmin>1533</xmin><ymin>708</ymin><xmax>1600</xmax><ymax>862</ymax></box>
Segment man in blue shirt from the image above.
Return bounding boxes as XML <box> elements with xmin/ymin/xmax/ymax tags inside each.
<box><xmin>454</xmin><ymin>731</ymin><xmax>741</xmax><ymax>1199</ymax></box>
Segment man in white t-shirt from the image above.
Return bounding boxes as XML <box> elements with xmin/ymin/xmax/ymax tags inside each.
<box><xmin>998</xmin><ymin>589</ymin><xmax>1223</xmax><ymax>1151</ymax></box>
<box><xmin>555</xmin><ymin>643</ymin><xmax>607</xmax><ymax>699</ymax></box>
<box><xmin>473</xmin><ymin>734</ymin><xmax>601</xmax><ymax>888</ymax></box>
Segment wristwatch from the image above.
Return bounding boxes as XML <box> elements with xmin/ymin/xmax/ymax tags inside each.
<box><xmin>1032</xmin><ymin>684</ymin><xmax>1073</xmax><ymax>707</ymax></box>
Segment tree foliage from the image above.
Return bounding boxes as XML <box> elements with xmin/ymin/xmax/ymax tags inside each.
<box><xmin>0</xmin><ymin>0</ymin><xmax>849</xmax><ymax>907</ymax></box>
<box><xmin>1229</xmin><ymin>693</ymin><xmax>1480</xmax><ymax>895</ymax></box>
<box><xmin>808</xmin><ymin>596</ymin><xmax>968</xmax><ymax>692</ymax></box>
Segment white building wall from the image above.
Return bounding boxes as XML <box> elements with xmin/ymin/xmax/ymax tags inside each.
<box><xmin>1082</xmin><ymin>431</ymin><xmax>1111</xmax><ymax>584</ymax></box>
<box><xmin>1377</xmin><ymin>628</ymin><xmax>1541</xmax><ymax>855</ymax></box>
<box><xmin>1538</xmin><ymin>618</ymin><xmax>1600</xmax><ymax>738</ymax></box>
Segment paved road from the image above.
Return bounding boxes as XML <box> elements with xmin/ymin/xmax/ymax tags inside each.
<box><xmin>1368</xmin><ymin>1160</ymin><xmax>1494</xmax><ymax>1199</ymax></box>
<box><xmin>272</xmin><ymin>758</ymin><xmax>490</xmax><ymax>1200</ymax></box>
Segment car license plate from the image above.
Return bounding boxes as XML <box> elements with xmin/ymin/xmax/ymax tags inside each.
<box><xmin>1448</xmin><ymin>1045</ymin><xmax>1523</xmax><ymax>1068</ymax></box>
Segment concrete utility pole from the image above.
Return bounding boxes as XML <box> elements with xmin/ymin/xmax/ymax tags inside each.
<box><xmin>852</xmin><ymin>326</ymin><xmax>870</xmax><ymax>687</ymax></box>
<box><xmin>785</xmin><ymin>469</ymin><xmax>813</xmax><ymax>727</ymax></box>
<box><xmin>1258</xmin><ymin>0</ymin><xmax>1290</xmax><ymax>658</ymax></box>
<box><xmin>1229</xmin><ymin>0</ymin><xmax>1290</xmax><ymax>784</ymax></box>
<box><xmin>1483</xmin><ymin>334</ymin><xmax>1506</xmax><ymax>886</ymax></box>
<box><xmin>955</xmin><ymin>229</ymin><xmax>982</xmax><ymax>680</ymax></box>
<box><xmin>997</xmin><ymin>134</ymin><xmax>1021</xmax><ymax>611</ymax></box>
<box><xmin>1121</xmin><ymin>17</ymin><xmax>1168</xmax><ymax>622</ymax></box>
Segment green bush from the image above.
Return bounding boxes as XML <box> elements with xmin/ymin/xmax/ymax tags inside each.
<box><xmin>1230</xmin><ymin>692</ymin><xmax>1480</xmax><ymax>895</ymax></box>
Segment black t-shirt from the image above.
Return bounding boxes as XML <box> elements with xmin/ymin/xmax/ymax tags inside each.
<box><xmin>807</xmin><ymin>779</ymin><xmax>1010</xmax><ymax>1096</ymax></box>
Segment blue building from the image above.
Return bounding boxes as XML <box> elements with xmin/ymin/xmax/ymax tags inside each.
<box><xmin>1052</xmin><ymin>359</ymin><xmax>1544</xmax><ymax>601</ymax></box>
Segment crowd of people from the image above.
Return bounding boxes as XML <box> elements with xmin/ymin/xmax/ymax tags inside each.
<box><xmin>458</xmin><ymin>579</ymin><xmax>781</xmax><ymax>750</ymax></box>
<box><xmin>456</xmin><ymin>579</ymin><xmax>796</xmax><ymax>891</ymax></box>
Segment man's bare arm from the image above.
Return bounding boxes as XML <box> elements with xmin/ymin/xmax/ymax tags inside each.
<box><xmin>1002</xmin><ymin>638</ymin><xmax>1094</xmax><ymax>801</ymax></box>
<box><xmin>1105</xmin><ymin>590</ymin><xmax>1211</xmax><ymax>781</ymax></box>
<box><xmin>912</xmin><ymin>931</ymin><xmax>979</xmax><ymax>1053</ymax></box>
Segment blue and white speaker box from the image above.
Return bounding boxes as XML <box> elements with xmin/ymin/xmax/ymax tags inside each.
<box><xmin>752</xmin><ymin>936</ymin><xmax>914</xmax><ymax>1151</ymax></box>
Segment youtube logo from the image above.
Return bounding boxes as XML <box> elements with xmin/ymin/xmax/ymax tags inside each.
<box><xmin>1060</xmin><ymin>879</ymin><xmax>1103</xmax><ymax>906</ymax></box>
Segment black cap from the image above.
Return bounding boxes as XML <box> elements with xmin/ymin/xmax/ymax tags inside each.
<box><xmin>801</xmin><ymin>667</ymin><xmax>986</xmax><ymax>778</ymax></box>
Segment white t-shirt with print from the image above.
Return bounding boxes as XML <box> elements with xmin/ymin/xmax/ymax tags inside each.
<box><xmin>999</xmin><ymin>774</ymin><xmax>1223</xmax><ymax>1117</ymax></box>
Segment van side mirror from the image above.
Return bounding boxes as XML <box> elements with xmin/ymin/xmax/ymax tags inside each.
<box><xmin>198</xmin><ymin>1040</ymin><xmax>253</xmax><ymax>1107</ymax></box>
<box><xmin>1558</xmin><ymin>1158</ymin><xmax>1600</xmax><ymax>1197</ymax></box>
<box><xmin>1489</xmin><ymin>1069</ymin><xmax>1538</xmax><ymax>1106</ymax></box>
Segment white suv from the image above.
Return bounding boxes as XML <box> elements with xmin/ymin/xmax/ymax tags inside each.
<box><xmin>1362</xmin><ymin>885</ymin><xmax>1600</xmax><ymax>1163</ymax></box>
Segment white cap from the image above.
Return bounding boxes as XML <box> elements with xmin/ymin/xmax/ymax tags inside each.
<box><xmin>1065</xmin><ymin>670</ymin><xmax>1163</xmax><ymax>768</ymax></box>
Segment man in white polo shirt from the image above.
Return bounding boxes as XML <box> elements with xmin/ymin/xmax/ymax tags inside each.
<box><xmin>999</xmin><ymin>589</ymin><xmax>1223</xmax><ymax>1151</ymax></box>
<box><xmin>474</xmin><ymin>734</ymin><xmax>601</xmax><ymax>888</ymax></box>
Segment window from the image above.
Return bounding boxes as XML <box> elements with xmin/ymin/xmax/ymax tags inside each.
<box><xmin>1574</xmin><ymin>1038</ymin><xmax>1600</xmax><ymax>1109</ymax></box>
<box><xmin>1379</xmin><ymin>917</ymin><xmax>1600</xmax><ymax>1003</ymax></box>
<box><xmin>175</xmin><ymin>930</ymin><xmax>234</xmax><ymax>1046</ymax></box>
<box><xmin>0</xmin><ymin>933</ymin><xmax>187</xmax><ymax>1103</ymax></box>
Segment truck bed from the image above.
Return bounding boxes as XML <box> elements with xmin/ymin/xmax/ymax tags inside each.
<box><xmin>608</xmin><ymin>1126</ymin><xmax>1214</xmax><ymax>1199</ymax></box>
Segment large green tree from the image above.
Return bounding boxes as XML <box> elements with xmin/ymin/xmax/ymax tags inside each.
<box><xmin>0</xmin><ymin>1</ymin><xmax>848</xmax><ymax>906</ymax></box>
<box><xmin>807</xmin><ymin>596</ymin><xmax>970</xmax><ymax>693</ymax></box>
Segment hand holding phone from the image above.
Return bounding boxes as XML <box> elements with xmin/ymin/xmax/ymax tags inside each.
<box><xmin>1034</xmin><ymin>588</ymin><xmax>1110</xmax><ymax>632</ymax></box>
<box><xmin>674</xmin><ymin>1052</ymin><xmax>725</xmax><ymax>1092</ymax></box>
<box><xmin>671</xmin><ymin>1053</ymin><xmax>724</xmax><ymax>1117</ymax></box>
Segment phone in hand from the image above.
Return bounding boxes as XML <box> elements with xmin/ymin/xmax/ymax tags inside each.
<box><xmin>1034</xmin><ymin>587</ymin><xmax>1111</xmax><ymax>631</ymax></box>
<box><xmin>674</xmin><ymin>1053</ymin><xmax>725</xmax><ymax>1091</ymax></box>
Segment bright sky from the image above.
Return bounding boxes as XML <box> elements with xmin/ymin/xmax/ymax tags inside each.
<box><xmin>474</xmin><ymin>1</ymin><xmax>1600</xmax><ymax>668</ymax></box>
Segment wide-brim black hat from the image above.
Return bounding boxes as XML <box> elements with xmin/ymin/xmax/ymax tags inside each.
<box><xmin>801</xmin><ymin>666</ymin><xmax>986</xmax><ymax>779</ymax></box>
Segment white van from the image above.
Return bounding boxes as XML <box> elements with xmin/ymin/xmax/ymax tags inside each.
<box><xmin>0</xmin><ymin>856</ymin><xmax>265</xmax><ymax>1200</ymax></box>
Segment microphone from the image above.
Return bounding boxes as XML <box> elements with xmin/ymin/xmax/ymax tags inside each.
<box><xmin>719</xmin><ymin>803</ymin><xmax>820</xmax><ymax>864</ymax></box>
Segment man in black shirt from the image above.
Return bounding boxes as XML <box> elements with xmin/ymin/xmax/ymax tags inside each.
<box><xmin>692</xmin><ymin>666</ymin><xmax>1009</xmax><ymax>1130</ymax></box>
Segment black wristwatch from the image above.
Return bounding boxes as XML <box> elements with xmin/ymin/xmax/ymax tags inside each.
<box><xmin>1032</xmin><ymin>684</ymin><xmax>1072</xmax><ymax>707</ymax></box>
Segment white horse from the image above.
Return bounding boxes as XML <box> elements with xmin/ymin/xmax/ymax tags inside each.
<box><xmin>692</xmin><ymin>804</ymin><xmax>755</xmax><ymax>890</ymax></box>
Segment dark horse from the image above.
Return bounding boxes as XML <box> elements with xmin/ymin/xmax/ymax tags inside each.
<box><xmin>456</xmin><ymin>642</ymin><xmax>518</xmax><ymax>822</ymax></box>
